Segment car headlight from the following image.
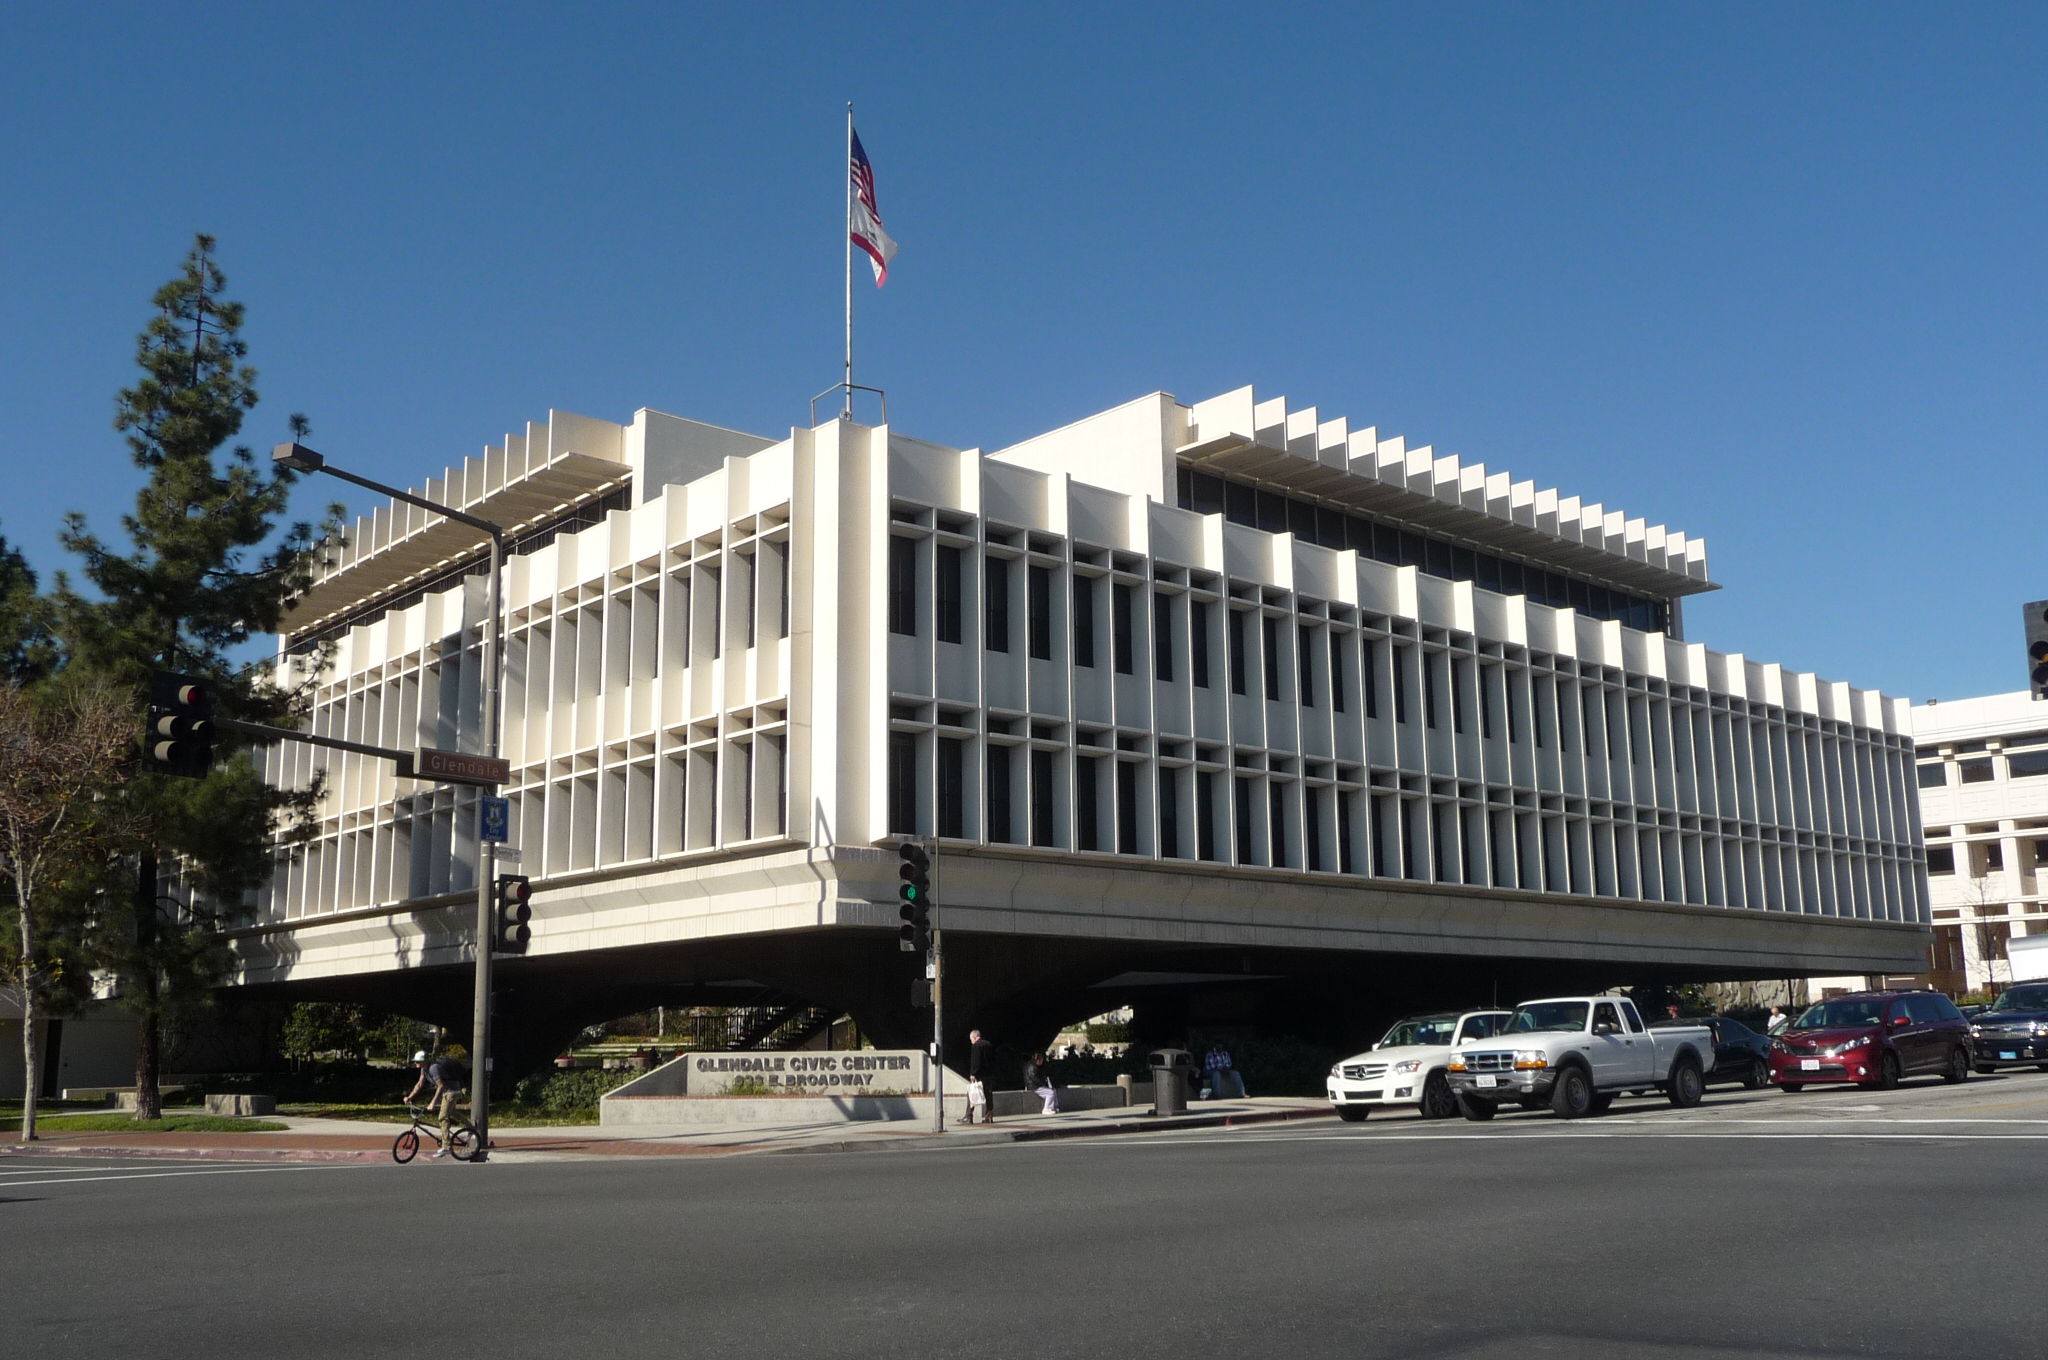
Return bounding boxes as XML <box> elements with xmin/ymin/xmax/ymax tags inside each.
<box><xmin>1391</xmin><ymin>1060</ymin><xmax>1422</xmax><ymax>1075</ymax></box>
<box><xmin>1768</xmin><ymin>1039</ymin><xmax>1786</xmax><ymax>1052</ymax></box>
<box><xmin>1329</xmin><ymin>1065</ymin><xmax>1343</xmax><ymax>1078</ymax></box>
<box><xmin>1447</xmin><ymin>1057</ymin><xmax>1467</xmax><ymax>1072</ymax></box>
<box><xmin>2031</xmin><ymin>1022</ymin><xmax>2048</xmax><ymax>1037</ymax></box>
<box><xmin>1840</xmin><ymin>1035</ymin><xmax>1872</xmax><ymax>1052</ymax></box>
<box><xmin>1513</xmin><ymin>1049</ymin><xmax>1549</xmax><ymax>1070</ymax></box>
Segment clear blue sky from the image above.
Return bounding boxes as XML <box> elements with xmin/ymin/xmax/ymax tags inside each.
<box><xmin>3</xmin><ymin>4</ymin><xmax>2043</xmax><ymax>702</ymax></box>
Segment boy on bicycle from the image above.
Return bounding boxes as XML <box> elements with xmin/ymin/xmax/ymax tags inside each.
<box><xmin>403</xmin><ymin>1049</ymin><xmax>466</xmax><ymax>1158</ymax></box>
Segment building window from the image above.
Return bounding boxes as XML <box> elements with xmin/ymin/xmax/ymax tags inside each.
<box><xmin>742</xmin><ymin>551</ymin><xmax>758</xmax><ymax>649</ymax></box>
<box><xmin>1298</xmin><ymin>626</ymin><xmax>1314</xmax><ymax>708</ymax></box>
<box><xmin>987</xmin><ymin>744</ymin><xmax>1012</xmax><ymax>843</ymax></box>
<box><xmin>1401</xmin><ymin>801</ymin><xmax>1420</xmax><ymax>879</ymax></box>
<box><xmin>1424</xmin><ymin>653</ymin><xmax>1440</xmax><ymax>729</ymax></box>
<box><xmin>1363</xmin><ymin>641</ymin><xmax>1378</xmax><ymax>719</ymax></box>
<box><xmin>1959</xmin><ymin>758</ymin><xmax>1994</xmax><ymax>785</ymax></box>
<box><xmin>1031</xmin><ymin>748</ymin><xmax>1055</xmax><ymax>847</ymax></box>
<box><xmin>1073</xmin><ymin>577</ymin><xmax>1096</xmax><ymax>667</ymax></box>
<box><xmin>1393</xmin><ymin>646</ymin><xmax>1410</xmax><ymax>724</ymax></box>
<box><xmin>1925</xmin><ymin>845</ymin><xmax>1954</xmax><ymax>875</ymax></box>
<box><xmin>1077</xmin><ymin>757</ymin><xmax>1100</xmax><ymax>851</ymax></box>
<box><xmin>1191</xmin><ymin>601</ymin><xmax>1210</xmax><ymax>689</ymax></box>
<box><xmin>1372</xmin><ymin>797</ymin><xmax>1390</xmax><ymax>876</ymax></box>
<box><xmin>1116</xmin><ymin>760</ymin><xmax>1138</xmax><ymax>853</ymax></box>
<box><xmin>1331</xmin><ymin>636</ymin><xmax>1344</xmax><ymax>713</ymax></box>
<box><xmin>935</xmin><ymin>546</ymin><xmax>963</xmax><ymax>644</ymax></box>
<box><xmin>985</xmin><ymin>557</ymin><xmax>1010</xmax><ymax>652</ymax></box>
<box><xmin>1229</xmin><ymin>611</ymin><xmax>1248</xmax><ymax>695</ymax></box>
<box><xmin>775</xmin><ymin>540</ymin><xmax>790</xmax><ymax>639</ymax></box>
<box><xmin>1158</xmin><ymin>767</ymin><xmax>1178</xmax><ymax>858</ymax></box>
<box><xmin>1112</xmin><ymin>585</ymin><xmax>1134</xmax><ymax>674</ymax></box>
<box><xmin>1305</xmin><ymin>786</ymin><xmax>1322</xmax><ymax>870</ymax></box>
<box><xmin>1235</xmin><ymin>776</ymin><xmax>1256</xmax><ymax>864</ymax></box>
<box><xmin>1197</xmin><ymin>773</ymin><xmax>1216</xmax><ymax>861</ymax></box>
<box><xmin>1451</xmin><ymin>658</ymin><xmax>1467</xmax><ymax>736</ymax></box>
<box><xmin>888</xmin><ymin>732</ymin><xmax>916</xmax><ymax>834</ymax></box>
<box><xmin>938</xmin><ymin>737</ymin><xmax>965</xmax><ymax>838</ymax></box>
<box><xmin>888</xmin><ymin>537</ymin><xmax>915</xmax><ymax>636</ymax></box>
<box><xmin>1269</xmin><ymin>783</ymin><xmax>1287</xmax><ymax>867</ymax></box>
<box><xmin>1916</xmin><ymin>761</ymin><xmax>1946</xmax><ymax>789</ymax></box>
<box><xmin>1262</xmin><ymin>616</ymin><xmax>1281</xmax><ymax>700</ymax></box>
<box><xmin>1028</xmin><ymin>565</ymin><xmax>1052</xmax><ymax>660</ymax></box>
<box><xmin>1338</xmin><ymin>791</ymin><xmax>1354</xmax><ymax>873</ymax></box>
<box><xmin>1154</xmin><ymin>593</ymin><xmax>1173</xmax><ymax>682</ymax></box>
<box><xmin>2010</xmin><ymin>751</ymin><xmax>2048</xmax><ymax>780</ymax></box>
<box><xmin>1479</xmin><ymin>664</ymin><xmax>1495</xmax><ymax>738</ymax></box>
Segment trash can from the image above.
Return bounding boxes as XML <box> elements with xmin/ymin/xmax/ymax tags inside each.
<box><xmin>1149</xmin><ymin>1048</ymin><xmax>1195</xmax><ymax>1116</ymax></box>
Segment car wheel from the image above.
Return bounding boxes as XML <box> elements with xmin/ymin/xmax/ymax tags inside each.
<box><xmin>1741</xmin><ymin>1059</ymin><xmax>1770</xmax><ymax>1090</ymax></box>
<box><xmin>1456</xmin><ymin>1094</ymin><xmax>1497</xmax><ymax>1122</ymax></box>
<box><xmin>1550</xmin><ymin>1066</ymin><xmax>1594</xmax><ymax>1120</ymax></box>
<box><xmin>1943</xmin><ymin>1048</ymin><xmax>1969</xmax><ymax>1085</ymax></box>
<box><xmin>1780</xmin><ymin>1083</ymin><xmax>1804</xmax><ymax>1093</ymax></box>
<box><xmin>1419</xmin><ymin>1071</ymin><xmax>1458</xmax><ymax>1121</ymax></box>
<box><xmin>1667</xmin><ymin>1058</ymin><xmax>1705</xmax><ymax>1109</ymax></box>
<box><xmin>1336</xmin><ymin>1105</ymin><xmax>1369</xmax><ymax>1123</ymax></box>
<box><xmin>1870</xmin><ymin>1052</ymin><xmax>1901</xmax><ymax>1091</ymax></box>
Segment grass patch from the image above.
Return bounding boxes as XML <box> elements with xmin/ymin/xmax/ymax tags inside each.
<box><xmin>275</xmin><ymin>1101</ymin><xmax>598</xmax><ymax>1128</ymax></box>
<box><xmin>29</xmin><ymin>1114</ymin><xmax>289</xmax><ymax>1134</ymax></box>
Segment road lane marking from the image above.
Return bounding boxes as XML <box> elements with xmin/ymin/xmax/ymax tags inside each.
<box><xmin>0</xmin><ymin>1165</ymin><xmax>348</xmax><ymax>1188</ymax></box>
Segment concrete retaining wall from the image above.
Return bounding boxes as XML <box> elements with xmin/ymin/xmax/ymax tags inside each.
<box><xmin>602</xmin><ymin>1091</ymin><xmax>969</xmax><ymax>1127</ymax></box>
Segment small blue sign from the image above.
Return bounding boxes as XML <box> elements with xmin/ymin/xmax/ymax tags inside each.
<box><xmin>479</xmin><ymin>796</ymin><xmax>510</xmax><ymax>845</ymax></box>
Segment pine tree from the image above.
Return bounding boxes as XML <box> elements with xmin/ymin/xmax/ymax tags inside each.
<box><xmin>0</xmin><ymin>526</ymin><xmax>54</xmax><ymax>686</ymax></box>
<box><xmin>56</xmin><ymin>235</ymin><xmax>342</xmax><ymax>1119</ymax></box>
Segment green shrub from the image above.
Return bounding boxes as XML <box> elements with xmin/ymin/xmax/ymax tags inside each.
<box><xmin>510</xmin><ymin>1067</ymin><xmax>641</xmax><ymax>1119</ymax></box>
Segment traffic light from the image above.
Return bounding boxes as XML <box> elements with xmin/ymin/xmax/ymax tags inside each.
<box><xmin>493</xmin><ymin>875</ymin><xmax>532</xmax><ymax>955</ymax></box>
<box><xmin>897</xmin><ymin>840</ymin><xmax>931</xmax><ymax>953</ymax></box>
<box><xmin>145</xmin><ymin>671</ymin><xmax>216</xmax><ymax>778</ymax></box>
<box><xmin>2026</xmin><ymin>600</ymin><xmax>2048</xmax><ymax>701</ymax></box>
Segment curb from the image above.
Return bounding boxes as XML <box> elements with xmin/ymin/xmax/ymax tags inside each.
<box><xmin>769</xmin><ymin>1103</ymin><xmax>1336</xmax><ymax>1155</ymax></box>
<box><xmin>1</xmin><ymin>1142</ymin><xmax>388</xmax><ymax>1164</ymax></box>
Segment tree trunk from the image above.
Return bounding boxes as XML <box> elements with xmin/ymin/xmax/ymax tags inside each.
<box><xmin>133</xmin><ymin>852</ymin><xmax>161</xmax><ymax>1122</ymax></box>
<box><xmin>19</xmin><ymin>995</ymin><xmax>37</xmax><ymax>1142</ymax></box>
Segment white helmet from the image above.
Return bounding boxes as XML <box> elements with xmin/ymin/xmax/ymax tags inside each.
<box><xmin>412</xmin><ymin>1050</ymin><xmax>428</xmax><ymax>1063</ymax></box>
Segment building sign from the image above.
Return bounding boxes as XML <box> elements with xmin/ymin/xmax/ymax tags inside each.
<box><xmin>479</xmin><ymin>796</ymin><xmax>509</xmax><ymax>844</ymax></box>
<box><xmin>682</xmin><ymin>1050</ymin><xmax>931</xmax><ymax>1096</ymax></box>
<box><xmin>407</xmin><ymin>748</ymin><xmax>510</xmax><ymax>787</ymax></box>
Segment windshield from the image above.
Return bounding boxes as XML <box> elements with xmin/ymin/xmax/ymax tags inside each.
<box><xmin>1380</xmin><ymin>1018</ymin><xmax>1459</xmax><ymax>1048</ymax></box>
<box><xmin>1791</xmin><ymin>999</ymin><xmax>1886</xmax><ymax>1030</ymax></box>
<box><xmin>1990</xmin><ymin>984</ymin><xmax>2048</xmax><ymax>1013</ymax></box>
<box><xmin>1505</xmin><ymin>1002</ymin><xmax>1590</xmax><ymax>1034</ymax></box>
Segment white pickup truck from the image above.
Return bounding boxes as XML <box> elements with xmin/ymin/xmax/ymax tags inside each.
<box><xmin>1443</xmin><ymin>995</ymin><xmax>1715</xmax><ymax>1120</ymax></box>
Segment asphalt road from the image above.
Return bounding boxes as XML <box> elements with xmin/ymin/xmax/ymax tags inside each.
<box><xmin>7</xmin><ymin>1068</ymin><xmax>2048</xmax><ymax>1360</ymax></box>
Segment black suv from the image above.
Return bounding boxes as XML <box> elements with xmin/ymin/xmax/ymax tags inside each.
<box><xmin>1970</xmin><ymin>982</ymin><xmax>2048</xmax><ymax>1073</ymax></box>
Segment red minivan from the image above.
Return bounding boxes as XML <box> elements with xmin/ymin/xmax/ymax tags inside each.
<box><xmin>1768</xmin><ymin>990</ymin><xmax>1971</xmax><ymax>1091</ymax></box>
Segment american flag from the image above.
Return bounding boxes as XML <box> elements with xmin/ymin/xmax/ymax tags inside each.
<box><xmin>849</xmin><ymin>127</ymin><xmax>899</xmax><ymax>287</ymax></box>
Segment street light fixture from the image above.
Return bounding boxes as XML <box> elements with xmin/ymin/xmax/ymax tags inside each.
<box><xmin>274</xmin><ymin>440</ymin><xmax>507</xmax><ymax>1161</ymax></box>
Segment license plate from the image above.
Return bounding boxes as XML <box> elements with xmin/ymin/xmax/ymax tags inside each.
<box><xmin>1800</xmin><ymin>1059</ymin><xmax>1819</xmax><ymax>1071</ymax></box>
<box><xmin>1475</xmin><ymin>1074</ymin><xmax>1498</xmax><ymax>1089</ymax></box>
<box><xmin>2002</xmin><ymin>1051</ymin><xmax>2018</xmax><ymax>1061</ymax></box>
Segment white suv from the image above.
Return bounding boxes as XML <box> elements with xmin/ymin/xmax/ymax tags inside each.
<box><xmin>1327</xmin><ymin>1010</ymin><xmax>1513</xmax><ymax>1121</ymax></box>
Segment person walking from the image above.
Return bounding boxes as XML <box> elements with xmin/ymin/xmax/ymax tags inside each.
<box><xmin>966</xmin><ymin>1028</ymin><xmax>995</xmax><ymax>1124</ymax></box>
<box><xmin>1766</xmin><ymin>1005</ymin><xmax>1791</xmax><ymax>1035</ymax></box>
<box><xmin>1022</xmin><ymin>1051</ymin><xmax>1060</xmax><ymax>1115</ymax></box>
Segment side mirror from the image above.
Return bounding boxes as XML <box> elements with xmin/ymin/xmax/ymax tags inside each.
<box><xmin>1593</xmin><ymin>1021</ymin><xmax>1618</xmax><ymax>1036</ymax></box>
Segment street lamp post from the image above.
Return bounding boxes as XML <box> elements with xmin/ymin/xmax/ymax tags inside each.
<box><xmin>274</xmin><ymin>442</ymin><xmax>506</xmax><ymax>1160</ymax></box>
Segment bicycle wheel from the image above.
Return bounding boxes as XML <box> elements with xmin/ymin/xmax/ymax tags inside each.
<box><xmin>393</xmin><ymin>1129</ymin><xmax>420</xmax><ymax>1164</ymax></box>
<box><xmin>448</xmin><ymin>1124</ymin><xmax>477</xmax><ymax>1162</ymax></box>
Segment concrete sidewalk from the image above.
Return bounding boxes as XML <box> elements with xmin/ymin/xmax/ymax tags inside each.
<box><xmin>0</xmin><ymin>1098</ymin><xmax>1335</xmax><ymax>1164</ymax></box>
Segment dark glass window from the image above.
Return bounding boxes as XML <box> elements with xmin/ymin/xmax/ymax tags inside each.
<box><xmin>1158</xmin><ymin>767</ymin><xmax>1179</xmax><ymax>858</ymax></box>
<box><xmin>774</xmin><ymin>541</ymin><xmax>790</xmax><ymax>639</ymax></box>
<box><xmin>888</xmin><ymin>537</ymin><xmax>915</xmax><ymax>636</ymax></box>
<box><xmin>1176</xmin><ymin>464</ymin><xmax>1192</xmax><ymax>510</ymax></box>
<box><xmin>1480</xmin><ymin>664</ymin><xmax>1495</xmax><ymax>739</ymax></box>
<box><xmin>938</xmin><ymin>737</ymin><xmax>965</xmax><ymax>838</ymax></box>
<box><xmin>1450</xmin><ymin>545</ymin><xmax>1475</xmax><ymax>581</ymax></box>
<box><xmin>1372</xmin><ymin>797</ymin><xmax>1389</xmax><ymax>876</ymax></box>
<box><xmin>1346</xmin><ymin>516</ymin><xmax>1374</xmax><ymax>555</ymax></box>
<box><xmin>888</xmin><ymin>732</ymin><xmax>916</xmax><ymax>834</ymax></box>
<box><xmin>1263</xmin><ymin>615</ymin><xmax>1282</xmax><ymax>699</ymax></box>
<box><xmin>1426</xmin><ymin>539</ymin><xmax>1453</xmax><ymax>578</ymax></box>
<box><xmin>1269</xmin><ymin>782</ymin><xmax>1287</xmax><ymax>868</ymax></box>
<box><xmin>1393</xmin><ymin>646</ymin><xmax>1410</xmax><ymax>724</ymax></box>
<box><xmin>1960</xmin><ymin>758</ymin><xmax>1995</xmax><ymax>784</ymax></box>
<box><xmin>1450</xmin><ymin>658</ymin><xmax>1467</xmax><ymax>735</ymax></box>
<box><xmin>1073</xmin><ymin>577</ymin><xmax>1095</xmax><ymax>667</ymax></box>
<box><xmin>1569</xmin><ymin>579</ymin><xmax>1593</xmax><ymax>615</ymax></box>
<box><xmin>1229</xmin><ymin>610</ymin><xmax>1248</xmax><ymax>695</ymax></box>
<box><xmin>987</xmin><ymin>745</ymin><xmax>1012</xmax><ymax>843</ymax></box>
<box><xmin>1331</xmin><ymin>636</ymin><xmax>1345</xmax><ymax>713</ymax></box>
<box><xmin>1925</xmin><ymin>846</ymin><xmax>1954</xmax><ymax>874</ymax></box>
<box><xmin>1235</xmin><ymin>776</ymin><xmax>1256</xmax><ymax>864</ymax></box>
<box><xmin>1316</xmin><ymin>506</ymin><xmax>1347</xmax><ymax>550</ymax></box>
<box><xmin>1077</xmin><ymin>757</ymin><xmax>1100</xmax><ymax>851</ymax></box>
<box><xmin>1189</xmin><ymin>470</ymin><xmax>1227</xmax><ymax>517</ymax></box>
<box><xmin>1191</xmin><ymin>602</ymin><xmax>1210</xmax><ymax>689</ymax></box>
<box><xmin>935</xmin><ymin>546</ymin><xmax>962</xmax><ymax>644</ymax></box>
<box><xmin>1112</xmin><ymin>584</ymin><xmax>1134</xmax><ymax>674</ymax></box>
<box><xmin>1399</xmin><ymin>532</ymin><xmax>1425</xmax><ymax>569</ymax></box>
<box><xmin>1154</xmin><ymin>593</ymin><xmax>1173</xmax><ymax>682</ymax></box>
<box><xmin>1497</xmin><ymin>559</ymin><xmax>1524</xmax><ymax>597</ymax></box>
<box><xmin>1197</xmin><ymin>773</ymin><xmax>1216</xmax><ymax>861</ymax></box>
<box><xmin>1338</xmin><ymin>791</ymin><xmax>1354</xmax><ymax>873</ymax></box>
<box><xmin>1225</xmin><ymin>480</ymin><xmax>1257</xmax><ymax>527</ymax></box>
<box><xmin>1116</xmin><ymin>760</ymin><xmax>1138</xmax><ymax>854</ymax></box>
<box><xmin>742</xmin><ymin>552</ymin><xmax>757</xmax><ymax>649</ymax></box>
<box><xmin>1298</xmin><ymin>625</ymin><xmax>1314</xmax><ymax>708</ymax></box>
<box><xmin>1031</xmin><ymin>749</ymin><xmax>1055</xmax><ymax>847</ymax></box>
<box><xmin>1257</xmin><ymin>489</ymin><xmax>1290</xmax><ymax>535</ymax></box>
<box><xmin>1916</xmin><ymin>762</ymin><xmax>1946</xmax><ymax>789</ymax></box>
<box><xmin>1287</xmin><ymin>497</ymin><xmax>1317</xmax><ymax>541</ymax></box>
<box><xmin>2010</xmin><ymin>751</ymin><xmax>2048</xmax><ymax>780</ymax></box>
<box><xmin>1424</xmin><ymin>653</ymin><xmax>1440</xmax><ymax>729</ymax></box>
<box><xmin>1375</xmin><ymin>526</ymin><xmax>1401</xmax><ymax>566</ymax></box>
<box><xmin>984</xmin><ymin>557</ymin><xmax>1010</xmax><ymax>652</ymax></box>
<box><xmin>1028</xmin><ymin>565</ymin><xmax>1052</xmax><ymax>660</ymax></box>
<box><xmin>1363</xmin><ymin>640</ymin><xmax>1379</xmax><ymax>719</ymax></box>
<box><xmin>1590</xmin><ymin>585</ymin><xmax>1612</xmax><ymax>620</ymax></box>
<box><xmin>1476</xmin><ymin>553</ymin><xmax>1501</xmax><ymax>592</ymax></box>
<box><xmin>1305</xmin><ymin>786</ymin><xmax>1322</xmax><ymax>871</ymax></box>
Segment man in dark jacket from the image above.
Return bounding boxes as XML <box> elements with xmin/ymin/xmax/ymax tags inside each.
<box><xmin>966</xmin><ymin>1029</ymin><xmax>995</xmax><ymax>1124</ymax></box>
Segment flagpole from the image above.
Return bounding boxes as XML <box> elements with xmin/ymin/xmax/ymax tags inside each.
<box><xmin>844</xmin><ymin>102</ymin><xmax>854</xmax><ymax>417</ymax></box>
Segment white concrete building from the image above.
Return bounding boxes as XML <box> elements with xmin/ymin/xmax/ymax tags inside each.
<box><xmin>240</xmin><ymin>386</ymin><xmax>1929</xmax><ymax>1055</ymax></box>
<box><xmin>1905</xmin><ymin>690</ymin><xmax>2048</xmax><ymax>993</ymax></box>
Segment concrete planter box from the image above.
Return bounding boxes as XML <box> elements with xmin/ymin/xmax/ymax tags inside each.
<box><xmin>602</xmin><ymin>1092</ymin><xmax>969</xmax><ymax>1127</ymax></box>
<box><xmin>205</xmin><ymin>1094</ymin><xmax>276</xmax><ymax>1116</ymax></box>
<box><xmin>990</xmin><ymin>1084</ymin><xmax>1138</xmax><ymax>1117</ymax></box>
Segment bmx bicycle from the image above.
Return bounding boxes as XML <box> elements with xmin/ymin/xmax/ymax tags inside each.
<box><xmin>393</xmin><ymin>1101</ymin><xmax>476</xmax><ymax>1163</ymax></box>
